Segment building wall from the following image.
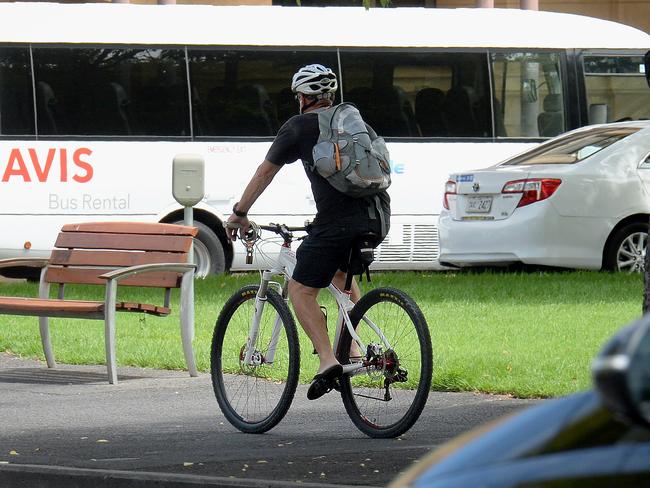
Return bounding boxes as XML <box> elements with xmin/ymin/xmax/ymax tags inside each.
<box><xmin>436</xmin><ymin>0</ymin><xmax>650</xmax><ymax>34</ymax></box>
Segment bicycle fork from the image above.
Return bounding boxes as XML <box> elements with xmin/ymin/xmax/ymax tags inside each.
<box><xmin>242</xmin><ymin>273</ymin><xmax>285</xmax><ymax>366</ymax></box>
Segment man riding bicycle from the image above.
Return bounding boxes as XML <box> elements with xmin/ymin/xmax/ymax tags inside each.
<box><xmin>226</xmin><ymin>64</ymin><xmax>390</xmax><ymax>400</ymax></box>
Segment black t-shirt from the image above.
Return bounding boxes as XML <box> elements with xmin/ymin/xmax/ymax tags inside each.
<box><xmin>265</xmin><ymin>112</ymin><xmax>389</xmax><ymax>225</ymax></box>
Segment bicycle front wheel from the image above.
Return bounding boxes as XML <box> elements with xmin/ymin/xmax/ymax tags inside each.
<box><xmin>339</xmin><ymin>287</ymin><xmax>432</xmax><ymax>438</ymax></box>
<box><xmin>211</xmin><ymin>285</ymin><xmax>300</xmax><ymax>434</ymax></box>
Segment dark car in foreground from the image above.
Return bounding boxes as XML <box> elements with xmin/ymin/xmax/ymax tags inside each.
<box><xmin>390</xmin><ymin>314</ymin><xmax>650</xmax><ymax>488</ymax></box>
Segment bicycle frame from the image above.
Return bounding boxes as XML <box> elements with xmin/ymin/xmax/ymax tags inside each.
<box><xmin>243</xmin><ymin>238</ymin><xmax>393</xmax><ymax>374</ymax></box>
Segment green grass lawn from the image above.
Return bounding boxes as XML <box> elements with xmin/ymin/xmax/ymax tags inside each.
<box><xmin>0</xmin><ymin>270</ymin><xmax>642</xmax><ymax>398</ymax></box>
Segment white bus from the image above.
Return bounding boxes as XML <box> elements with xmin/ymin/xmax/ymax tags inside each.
<box><xmin>1</xmin><ymin>3</ymin><xmax>649</xmax><ymax>277</ymax></box>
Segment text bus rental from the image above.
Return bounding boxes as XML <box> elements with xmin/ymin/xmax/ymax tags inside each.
<box><xmin>1</xmin><ymin>3</ymin><xmax>649</xmax><ymax>276</ymax></box>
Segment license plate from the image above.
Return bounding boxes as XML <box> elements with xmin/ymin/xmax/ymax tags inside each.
<box><xmin>466</xmin><ymin>196</ymin><xmax>493</xmax><ymax>213</ymax></box>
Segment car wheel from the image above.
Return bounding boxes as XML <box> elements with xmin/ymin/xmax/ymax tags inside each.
<box><xmin>604</xmin><ymin>222</ymin><xmax>648</xmax><ymax>273</ymax></box>
<box><xmin>173</xmin><ymin>220</ymin><xmax>226</xmax><ymax>277</ymax></box>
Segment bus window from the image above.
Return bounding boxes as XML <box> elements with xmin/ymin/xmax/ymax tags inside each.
<box><xmin>188</xmin><ymin>49</ymin><xmax>337</xmax><ymax>137</ymax></box>
<box><xmin>0</xmin><ymin>47</ymin><xmax>35</xmax><ymax>136</ymax></box>
<box><xmin>491</xmin><ymin>51</ymin><xmax>565</xmax><ymax>138</ymax></box>
<box><xmin>583</xmin><ymin>55</ymin><xmax>650</xmax><ymax>124</ymax></box>
<box><xmin>340</xmin><ymin>51</ymin><xmax>491</xmax><ymax>138</ymax></box>
<box><xmin>341</xmin><ymin>52</ymin><xmax>492</xmax><ymax>137</ymax></box>
<box><xmin>32</xmin><ymin>47</ymin><xmax>190</xmax><ymax>137</ymax></box>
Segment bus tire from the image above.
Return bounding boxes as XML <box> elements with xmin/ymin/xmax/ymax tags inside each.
<box><xmin>173</xmin><ymin>220</ymin><xmax>225</xmax><ymax>277</ymax></box>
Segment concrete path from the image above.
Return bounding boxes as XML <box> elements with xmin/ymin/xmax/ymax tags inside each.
<box><xmin>0</xmin><ymin>353</ymin><xmax>541</xmax><ymax>487</ymax></box>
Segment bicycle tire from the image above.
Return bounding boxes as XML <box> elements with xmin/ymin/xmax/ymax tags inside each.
<box><xmin>211</xmin><ymin>285</ymin><xmax>300</xmax><ymax>433</ymax></box>
<box><xmin>339</xmin><ymin>287</ymin><xmax>432</xmax><ymax>438</ymax></box>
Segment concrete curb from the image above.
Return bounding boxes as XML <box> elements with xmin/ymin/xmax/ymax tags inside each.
<box><xmin>0</xmin><ymin>463</ymin><xmax>378</xmax><ymax>488</ymax></box>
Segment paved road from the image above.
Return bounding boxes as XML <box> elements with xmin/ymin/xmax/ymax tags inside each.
<box><xmin>0</xmin><ymin>353</ymin><xmax>541</xmax><ymax>487</ymax></box>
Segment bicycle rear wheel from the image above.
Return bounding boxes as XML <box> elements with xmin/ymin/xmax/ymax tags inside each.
<box><xmin>339</xmin><ymin>287</ymin><xmax>432</xmax><ymax>438</ymax></box>
<box><xmin>211</xmin><ymin>285</ymin><xmax>300</xmax><ymax>433</ymax></box>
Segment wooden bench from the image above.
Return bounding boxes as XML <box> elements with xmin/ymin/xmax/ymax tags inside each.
<box><xmin>0</xmin><ymin>222</ymin><xmax>198</xmax><ymax>384</ymax></box>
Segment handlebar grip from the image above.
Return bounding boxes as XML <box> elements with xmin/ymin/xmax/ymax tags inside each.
<box><xmin>223</xmin><ymin>221</ymin><xmax>243</xmax><ymax>229</ymax></box>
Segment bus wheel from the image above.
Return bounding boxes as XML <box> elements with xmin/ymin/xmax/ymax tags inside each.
<box><xmin>174</xmin><ymin>220</ymin><xmax>226</xmax><ymax>277</ymax></box>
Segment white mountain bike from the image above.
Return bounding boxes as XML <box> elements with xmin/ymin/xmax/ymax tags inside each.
<box><xmin>210</xmin><ymin>222</ymin><xmax>432</xmax><ymax>438</ymax></box>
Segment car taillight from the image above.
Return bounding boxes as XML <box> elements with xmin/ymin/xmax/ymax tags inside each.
<box><xmin>443</xmin><ymin>180</ymin><xmax>456</xmax><ymax>210</ymax></box>
<box><xmin>502</xmin><ymin>178</ymin><xmax>562</xmax><ymax>207</ymax></box>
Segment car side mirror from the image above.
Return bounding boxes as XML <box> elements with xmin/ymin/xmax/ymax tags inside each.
<box><xmin>645</xmin><ymin>51</ymin><xmax>650</xmax><ymax>88</ymax></box>
<box><xmin>592</xmin><ymin>316</ymin><xmax>650</xmax><ymax>426</ymax></box>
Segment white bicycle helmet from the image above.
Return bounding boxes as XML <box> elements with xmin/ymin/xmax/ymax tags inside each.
<box><xmin>291</xmin><ymin>64</ymin><xmax>338</xmax><ymax>97</ymax></box>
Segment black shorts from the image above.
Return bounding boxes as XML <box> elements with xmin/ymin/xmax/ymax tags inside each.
<box><xmin>292</xmin><ymin>215</ymin><xmax>385</xmax><ymax>289</ymax></box>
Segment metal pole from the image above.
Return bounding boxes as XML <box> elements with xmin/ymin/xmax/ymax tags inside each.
<box><xmin>184</xmin><ymin>206</ymin><xmax>195</xmax><ymax>341</ymax></box>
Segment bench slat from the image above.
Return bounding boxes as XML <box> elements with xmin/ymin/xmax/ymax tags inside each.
<box><xmin>45</xmin><ymin>267</ymin><xmax>182</xmax><ymax>288</ymax></box>
<box><xmin>0</xmin><ymin>297</ymin><xmax>170</xmax><ymax>318</ymax></box>
<box><xmin>55</xmin><ymin>232</ymin><xmax>192</xmax><ymax>253</ymax></box>
<box><xmin>118</xmin><ymin>302</ymin><xmax>170</xmax><ymax>316</ymax></box>
<box><xmin>50</xmin><ymin>250</ymin><xmax>187</xmax><ymax>267</ymax></box>
<box><xmin>0</xmin><ymin>297</ymin><xmax>104</xmax><ymax>315</ymax></box>
<box><xmin>61</xmin><ymin>222</ymin><xmax>198</xmax><ymax>236</ymax></box>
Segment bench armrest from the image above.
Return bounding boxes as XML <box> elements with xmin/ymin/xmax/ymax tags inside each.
<box><xmin>0</xmin><ymin>257</ymin><xmax>49</xmax><ymax>269</ymax></box>
<box><xmin>99</xmin><ymin>263</ymin><xmax>197</xmax><ymax>283</ymax></box>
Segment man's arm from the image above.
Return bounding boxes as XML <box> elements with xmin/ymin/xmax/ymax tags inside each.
<box><xmin>226</xmin><ymin>160</ymin><xmax>282</xmax><ymax>241</ymax></box>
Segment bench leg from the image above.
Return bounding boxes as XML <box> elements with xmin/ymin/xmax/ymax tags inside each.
<box><xmin>38</xmin><ymin>316</ymin><xmax>56</xmax><ymax>368</ymax></box>
<box><xmin>104</xmin><ymin>280</ymin><xmax>118</xmax><ymax>385</ymax></box>
<box><xmin>181</xmin><ymin>271</ymin><xmax>198</xmax><ymax>377</ymax></box>
<box><xmin>38</xmin><ymin>271</ymin><xmax>56</xmax><ymax>368</ymax></box>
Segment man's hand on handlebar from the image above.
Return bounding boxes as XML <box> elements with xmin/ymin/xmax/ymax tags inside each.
<box><xmin>225</xmin><ymin>213</ymin><xmax>249</xmax><ymax>241</ymax></box>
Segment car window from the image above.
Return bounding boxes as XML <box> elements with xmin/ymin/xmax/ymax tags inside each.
<box><xmin>501</xmin><ymin>127</ymin><xmax>640</xmax><ymax>166</ymax></box>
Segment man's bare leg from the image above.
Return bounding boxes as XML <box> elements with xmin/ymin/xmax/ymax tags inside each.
<box><xmin>288</xmin><ymin>279</ymin><xmax>339</xmax><ymax>374</ymax></box>
<box><xmin>331</xmin><ymin>269</ymin><xmax>361</xmax><ymax>302</ymax></box>
<box><xmin>331</xmin><ymin>270</ymin><xmax>363</xmax><ymax>359</ymax></box>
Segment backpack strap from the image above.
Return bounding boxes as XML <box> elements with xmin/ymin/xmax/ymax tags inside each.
<box><xmin>366</xmin><ymin>123</ymin><xmax>379</xmax><ymax>141</ymax></box>
<box><xmin>367</xmin><ymin>194</ymin><xmax>388</xmax><ymax>239</ymax></box>
<box><xmin>308</xmin><ymin>106</ymin><xmax>335</xmax><ymax>173</ymax></box>
<box><xmin>319</xmin><ymin>104</ymin><xmax>344</xmax><ymax>141</ymax></box>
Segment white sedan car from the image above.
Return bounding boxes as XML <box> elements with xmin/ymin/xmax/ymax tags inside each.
<box><xmin>438</xmin><ymin>121</ymin><xmax>650</xmax><ymax>272</ymax></box>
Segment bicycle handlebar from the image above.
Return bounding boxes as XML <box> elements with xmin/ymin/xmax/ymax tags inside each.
<box><xmin>223</xmin><ymin>221</ymin><xmax>309</xmax><ymax>232</ymax></box>
<box><xmin>223</xmin><ymin>221</ymin><xmax>310</xmax><ymax>245</ymax></box>
<box><xmin>258</xmin><ymin>223</ymin><xmax>310</xmax><ymax>233</ymax></box>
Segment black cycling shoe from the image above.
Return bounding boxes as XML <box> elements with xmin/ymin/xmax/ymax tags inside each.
<box><xmin>307</xmin><ymin>364</ymin><xmax>343</xmax><ymax>400</ymax></box>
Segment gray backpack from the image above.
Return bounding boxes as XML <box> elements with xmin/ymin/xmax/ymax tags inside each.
<box><xmin>311</xmin><ymin>103</ymin><xmax>391</xmax><ymax>198</ymax></box>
